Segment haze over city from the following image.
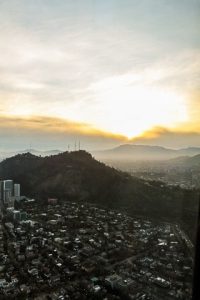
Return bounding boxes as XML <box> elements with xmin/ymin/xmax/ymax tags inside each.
<box><xmin>0</xmin><ymin>0</ymin><xmax>199</xmax><ymax>150</ymax></box>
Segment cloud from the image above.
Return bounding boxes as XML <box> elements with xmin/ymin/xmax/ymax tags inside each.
<box><xmin>0</xmin><ymin>115</ymin><xmax>127</xmax><ymax>151</ymax></box>
<box><xmin>0</xmin><ymin>0</ymin><xmax>199</xmax><ymax>149</ymax></box>
<box><xmin>1</xmin><ymin>115</ymin><xmax>200</xmax><ymax>151</ymax></box>
<box><xmin>0</xmin><ymin>115</ymin><xmax>127</xmax><ymax>137</ymax></box>
<box><xmin>131</xmin><ymin>126</ymin><xmax>200</xmax><ymax>149</ymax></box>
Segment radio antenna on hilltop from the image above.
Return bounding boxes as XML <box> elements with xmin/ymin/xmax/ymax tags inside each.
<box><xmin>75</xmin><ymin>141</ymin><xmax>77</xmax><ymax>151</ymax></box>
<box><xmin>79</xmin><ymin>141</ymin><xmax>81</xmax><ymax>151</ymax></box>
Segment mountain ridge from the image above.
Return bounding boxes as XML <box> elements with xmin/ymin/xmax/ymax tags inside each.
<box><xmin>0</xmin><ymin>149</ymin><xmax>62</xmax><ymax>161</ymax></box>
<box><xmin>167</xmin><ymin>153</ymin><xmax>200</xmax><ymax>167</ymax></box>
<box><xmin>1</xmin><ymin>145</ymin><xmax>200</xmax><ymax>162</ymax></box>
<box><xmin>0</xmin><ymin>150</ymin><xmax>198</xmax><ymax>243</ymax></box>
<box><xmin>92</xmin><ymin>144</ymin><xmax>200</xmax><ymax>161</ymax></box>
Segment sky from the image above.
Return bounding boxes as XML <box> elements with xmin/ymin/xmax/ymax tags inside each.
<box><xmin>0</xmin><ymin>0</ymin><xmax>200</xmax><ymax>151</ymax></box>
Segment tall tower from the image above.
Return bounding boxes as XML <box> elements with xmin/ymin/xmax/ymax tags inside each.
<box><xmin>2</xmin><ymin>180</ymin><xmax>13</xmax><ymax>204</ymax></box>
<box><xmin>0</xmin><ymin>181</ymin><xmax>3</xmax><ymax>202</ymax></box>
<box><xmin>14</xmin><ymin>184</ymin><xmax>20</xmax><ymax>198</ymax></box>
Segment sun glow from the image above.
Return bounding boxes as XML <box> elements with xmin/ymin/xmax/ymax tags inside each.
<box><xmin>2</xmin><ymin>74</ymin><xmax>189</xmax><ymax>140</ymax></box>
<box><xmin>86</xmin><ymin>77</ymin><xmax>189</xmax><ymax>139</ymax></box>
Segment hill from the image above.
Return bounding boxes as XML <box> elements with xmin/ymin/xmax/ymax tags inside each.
<box><xmin>93</xmin><ymin>144</ymin><xmax>200</xmax><ymax>161</ymax></box>
<box><xmin>0</xmin><ymin>150</ymin><xmax>199</xmax><ymax>241</ymax></box>
<box><xmin>167</xmin><ymin>154</ymin><xmax>200</xmax><ymax>168</ymax></box>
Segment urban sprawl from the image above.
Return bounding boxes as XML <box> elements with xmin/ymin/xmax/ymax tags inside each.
<box><xmin>0</xmin><ymin>180</ymin><xmax>194</xmax><ymax>299</ymax></box>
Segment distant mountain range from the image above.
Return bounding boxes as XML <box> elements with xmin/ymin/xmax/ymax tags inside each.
<box><xmin>92</xmin><ymin>144</ymin><xmax>200</xmax><ymax>161</ymax></box>
<box><xmin>1</xmin><ymin>145</ymin><xmax>200</xmax><ymax>163</ymax></box>
<box><xmin>0</xmin><ymin>149</ymin><xmax>61</xmax><ymax>161</ymax></box>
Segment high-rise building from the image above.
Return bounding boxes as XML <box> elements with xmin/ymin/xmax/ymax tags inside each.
<box><xmin>0</xmin><ymin>181</ymin><xmax>3</xmax><ymax>202</ymax></box>
<box><xmin>14</xmin><ymin>184</ymin><xmax>21</xmax><ymax>198</ymax></box>
<box><xmin>2</xmin><ymin>180</ymin><xmax>13</xmax><ymax>204</ymax></box>
<box><xmin>0</xmin><ymin>180</ymin><xmax>14</xmax><ymax>205</ymax></box>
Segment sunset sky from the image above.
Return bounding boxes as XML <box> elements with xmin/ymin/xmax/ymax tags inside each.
<box><xmin>0</xmin><ymin>0</ymin><xmax>200</xmax><ymax>151</ymax></box>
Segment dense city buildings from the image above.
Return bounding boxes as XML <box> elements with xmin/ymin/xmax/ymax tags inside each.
<box><xmin>0</xmin><ymin>197</ymin><xmax>194</xmax><ymax>300</ymax></box>
<box><xmin>0</xmin><ymin>180</ymin><xmax>21</xmax><ymax>207</ymax></box>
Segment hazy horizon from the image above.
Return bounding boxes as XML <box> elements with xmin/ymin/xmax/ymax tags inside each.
<box><xmin>1</xmin><ymin>143</ymin><xmax>200</xmax><ymax>155</ymax></box>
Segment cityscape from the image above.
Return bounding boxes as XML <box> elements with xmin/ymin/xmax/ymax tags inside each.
<box><xmin>0</xmin><ymin>179</ymin><xmax>194</xmax><ymax>299</ymax></box>
<box><xmin>0</xmin><ymin>0</ymin><xmax>200</xmax><ymax>299</ymax></box>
